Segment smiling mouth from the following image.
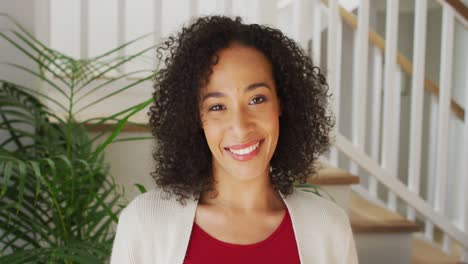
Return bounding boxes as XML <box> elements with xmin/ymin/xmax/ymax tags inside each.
<box><xmin>224</xmin><ymin>139</ymin><xmax>264</xmax><ymax>161</ymax></box>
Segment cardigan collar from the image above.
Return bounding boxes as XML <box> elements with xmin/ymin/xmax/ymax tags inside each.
<box><xmin>174</xmin><ymin>189</ymin><xmax>307</xmax><ymax>264</ymax></box>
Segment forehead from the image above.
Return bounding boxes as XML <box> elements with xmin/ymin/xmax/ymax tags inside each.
<box><xmin>201</xmin><ymin>43</ymin><xmax>274</xmax><ymax>92</ymax></box>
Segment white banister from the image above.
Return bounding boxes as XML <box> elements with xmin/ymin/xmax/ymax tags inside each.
<box><xmin>312</xmin><ymin>0</ymin><xmax>322</xmax><ymax>67</ymax></box>
<box><xmin>462</xmin><ymin>67</ymin><xmax>468</xmax><ymax>262</ymax></box>
<box><xmin>425</xmin><ymin>95</ymin><xmax>438</xmax><ymax>241</ymax></box>
<box><xmin>391</xmin><ymin>66</ymin><xmax>403</xmax><ymax>207</ymax></box>
<box><xmin>435</xmin><ymin>0</ymin><xmax>468</xmax><ymax>29</ymax></box>
<box><xmin>325</xmin><ymin>13</ymin><xmax>343</xmax><ymax>168</ymax></box>
<box><xmin>436</xmin><ymin>3</ymin><xmax>455</xmax><ymax>253</ymax></box>
<box><xmin>335</xmin><ymin>133</ymin><xmax>468</xmax><ymax>248</ymax></box>
<box><xmin>350</xmin><ymin>0</ymin><xmax>369</xmax><ymax>176</ymax></box>
<box><xmin>80</xmin><ymin>0</ymin><xmax>89</xmax><ymax>59</ymax></box>
<box><xmin>334</xmin><ymin>12</ymin><xmax>342</xmax><ymax>157</ymax></box>
<box><xmin>369</xmin><ymin>46</ymin><xmax>383</xmax><ymax>198</ymax></box>
<box><xmin>326</xmin><ymin>0</ymin><xmax>339</xmax><ymax>166</ymax></box>
<box><xmin>407</xmin><ymin>0</ymin><xmax>427</xmax><ymax>222</ymax></box>
<box><xmin>381</xmin><ymin>0</ymin><xmax>399</xmax><ymax>212</ymax></box>
<box><xmin>325</xmin><ymin>15</ymin><xmax>343</xmax><ymax>168</ymax></box>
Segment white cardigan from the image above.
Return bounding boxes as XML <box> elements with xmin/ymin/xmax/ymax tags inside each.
<box><xmin>110</xmin><ymin>187</ymin><xmax>359</xmax><ymax>264</ymax></box>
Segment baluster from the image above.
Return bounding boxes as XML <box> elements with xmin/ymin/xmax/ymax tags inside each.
<box><xmin>312</xmin><ymin>0</ymin><xmax>322</xmax><ymax>67</ymax></box>
<box><xmin>425</xmin><ymin>95</ymin><xmax>438</xmax><ymax>241</ymax></box>
<box><xmin>436</xmin><ymin>3</ymin><xmax>455</xmax><ymax>253</ymax></box>
<box><xmin>350</xmin><ymin>0</ymin><xmax>369</xmax><ymax>176</ymax></box>
<box><xmin>381</xmin><ymin>0</ymin><xmax>399</xmax><ymax>212</ymax></box>
<box><xmin>335</xmin><ymin>13</ymin><xmax>342</xmax><ymax>146</ymax></box>
<box><xmin>369</xmin><ymin>46</ymin><xmax>383</xmax><ymax>198</ymax></box>
<box><xmin>407</xmin><ymin>0</ymin><xmax>427</xmax><ymax>222</ymax></box>
<box><xmin>391</xmin><ymin>66</ymin><xmax>403</xmax><ymax>207</ymax></box>
<box><xmin>326</xmin><ymin>0</ymin><xmax>339</xmax><ymax>167</ymax></box>
<box><xmin>462</xmin><ymin>65</ymin><xmax>468</xmax><ymax>262</ymax></box>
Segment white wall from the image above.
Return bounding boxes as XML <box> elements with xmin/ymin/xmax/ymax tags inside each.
<box><xmin>0</xmin><ymin>0</ymin><xmax>49</xmax><ymax>150</ymax></box>
<box><xmin>0</xmin><ymin>0</ymin><xmax>50</xmax><ymax>253</ymax></box>
<box><xmin>0</xmin><ymin>0</ymin><xmax>47</xmax><ymax>87</ymax></box>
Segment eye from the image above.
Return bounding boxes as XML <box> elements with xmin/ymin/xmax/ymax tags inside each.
<box><xmin>249</xmin><ymin>96</ymin><xmax>266</xmax><ymax>105</ymax></box>
<box><xmin>209</xmin><ymin>104</ymin><xmax>225</xmax><ymax>111</ymax></box>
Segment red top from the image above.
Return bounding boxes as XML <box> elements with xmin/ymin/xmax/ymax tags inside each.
<box><xmin>183</xmin><ymin>209</ymin><xmax>301</xmax><ymax>264</ymax></box>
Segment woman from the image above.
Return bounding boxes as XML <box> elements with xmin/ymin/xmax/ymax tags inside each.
<box><xmin>111</xmin><ymin>16</ymin><xmax>358</xmax><ymax>264</ymax></box>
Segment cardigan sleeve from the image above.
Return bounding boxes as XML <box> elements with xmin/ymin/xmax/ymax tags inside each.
<box><xmin>344</xmin><ymin>226</ymin><xmax>359</xmax><ymax>264</ymax></box>
<box><xmin>110</xmin><ymin>208</ymin><xmax>134</xmax><ymax>264</ymax></box>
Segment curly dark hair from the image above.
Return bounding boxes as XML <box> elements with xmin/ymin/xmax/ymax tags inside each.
<box><xmin>148</xmin><ymin>15</ymin><xmax>334</xmax><ymax>203</ymax></box>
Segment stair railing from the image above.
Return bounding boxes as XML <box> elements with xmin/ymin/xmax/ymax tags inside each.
<box><xmin>300</xmin><ymin>0</ymin><xmax>468</xmax><ymax>260</ymax></box>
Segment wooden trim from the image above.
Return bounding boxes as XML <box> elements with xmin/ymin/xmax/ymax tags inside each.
<box><xmin>326</xmin><ymin>0</ymin><xmax>465</xmax><ymax>122</ymax></box>
<box><xmin>445</xmin><ymin>0</ymin><xmax>468</xmax><ymax>21</ymax></box>
<box><xmin>350</xmin><ymin>192</ymin><xmax>421</xmax><ymax>233</ymax></box>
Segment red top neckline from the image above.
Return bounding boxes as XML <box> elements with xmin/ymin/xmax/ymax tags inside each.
<box><xmin>192</xmin><ymin>209</ymin><xmax>289</xmax><ymax>249</ymax></box>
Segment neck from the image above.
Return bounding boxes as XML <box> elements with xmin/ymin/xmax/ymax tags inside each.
<box><xmin>200</xmin><ymin>165</ymin><xmax>285</xmax><ymax>213</ymax></box>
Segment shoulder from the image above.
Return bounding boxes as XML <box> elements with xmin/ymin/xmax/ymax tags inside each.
<box><xmin>112</xmin><ymin>188</ymin><xmax>198</xmax><ymax>263</ymax></box>
<box><xmin>117</xmin><ymin>187</ymin><xmax>196</xmax><ymax>228</ymax></box>
<box><xmin>288</xmin><ymin>188</ymin><xmax>358</xmax><ymax>263</ymax></box>
<box><xmin>288</xmin><ymin>187</ymin><xmax>351</xmax><ymax>231</ymax></box>
<box><xmin>124</xmin><ymin>187</ymin><xmax>180</xmax><ymax>212</ymax></box>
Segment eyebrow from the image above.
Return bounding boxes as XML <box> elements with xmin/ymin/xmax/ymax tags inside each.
<box><xmin>201</xmin><ymin>82</ymin><xmax>271</xmax><ymax>102</ymax></box>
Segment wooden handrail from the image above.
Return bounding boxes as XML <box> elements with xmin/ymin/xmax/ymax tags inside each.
<box><xmin>444</xmin><ymin>0</ymin><xmax>468</xmax><ymax>22</ymax></box>
<box><xmin>328</xmin><ymin>0</ymin><xmax>465</xmax><ymax>121</ymax></box>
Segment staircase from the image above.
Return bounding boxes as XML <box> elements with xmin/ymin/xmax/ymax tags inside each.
<box><xmin>299</xmin><ymin>0</ymin><xmax>468</xmax><ymax>263</ymax></box>
<box><xmin>311</xmin><ymin>163</ymin><xmax>464</xmax><ymax>264</ymax></box>
<box><xmin>33</xmin><ymin>0</ymin><xmax>466</xmax><ymax>262</ymax></box>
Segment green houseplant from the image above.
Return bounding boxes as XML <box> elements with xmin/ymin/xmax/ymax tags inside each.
<box><xmin>0</xmin><ymin>13</ymin><xmax>155</xmax><ymax>263</ymax></box>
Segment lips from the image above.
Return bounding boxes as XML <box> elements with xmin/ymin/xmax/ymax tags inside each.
<box><xmin>225</xmin><ymin>140</ymin><xmax>262</xmax><ymax>150</ymax></box>
<box><xmin>224</xmin><ymin>139</ymin><xmax>264</xmax><ymax>161</ymax></box>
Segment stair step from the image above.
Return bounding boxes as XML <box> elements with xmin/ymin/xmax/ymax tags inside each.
<box><xmin>308</xmin><ymin>162</ymin><xmax>360</xmax><ymax>185</ymax></box>
<box><xmin>350</xmin><ymin>191</ymin><xmax>420</xmax><ymax>233</ymax></box>
<box><xmin>302</xmin><ymin>163</ymin><xmax>360</xmax><ymax>213</ymax></box>
<box><xmin>411</xmin><ymin>237</ymin><xmax>463</xmax><ymax>264</ymax></box>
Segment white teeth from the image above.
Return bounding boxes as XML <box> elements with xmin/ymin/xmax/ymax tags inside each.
<box><xmin>228</xmin><ymin>142</ymin><xmax>260</xmax><ymax>155</ymax></box>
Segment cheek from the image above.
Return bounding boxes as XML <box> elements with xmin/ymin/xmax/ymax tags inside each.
<box><xmin>263</xmin><ymin>106</ymin><xmax>281</xmax><ymax>132</ymax></box>
<box><xmin>202</xmin><ymin>120</ymin><xmax>223</xmax><ymax>149</ymax></box>
<box><xmin>266</xmin><ymin>117</ymin><xmax>280</xmax><ymax>140</ymax></box>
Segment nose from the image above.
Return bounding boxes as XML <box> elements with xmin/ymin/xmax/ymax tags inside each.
<box><xmin>229</xmin><ymin>106</ymin><xmax>254</xmax><ymax>137</ymax></box>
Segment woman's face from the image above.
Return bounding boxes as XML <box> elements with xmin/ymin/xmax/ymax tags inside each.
<box><xmin>199</xmin><ymin>43</ymin><xmax>281</xmax><ymax>183</ymax></box>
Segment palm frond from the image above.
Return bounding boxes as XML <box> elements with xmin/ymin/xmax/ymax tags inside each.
<box><xmin>1</xmin><ymin>13</ymin><xmax>155</xmax><ymax>262</ymax></box>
